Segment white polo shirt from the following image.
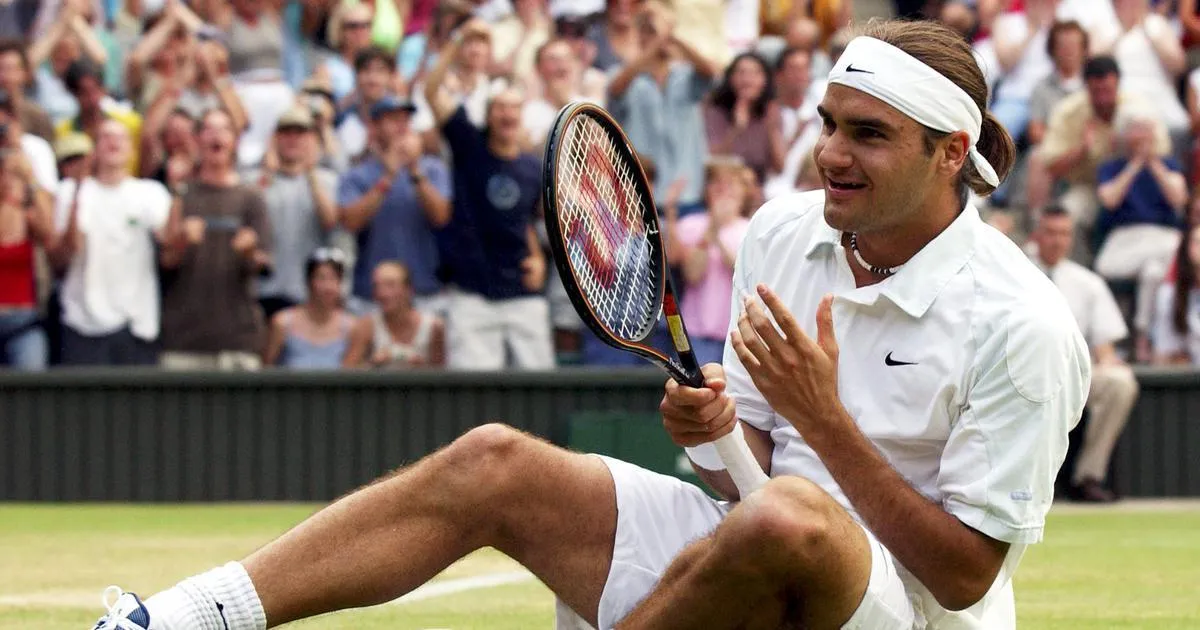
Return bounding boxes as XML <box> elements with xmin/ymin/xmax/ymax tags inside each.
<box><xmin>55</xmin><ymin>177</ymin><xmax>172</xmax><ymax>341</ymax></box>
<box><xmin>1036</xmin><ymin>257</ymin><xmax>1128</xmax><ymax>350</ymax></box>
<box><xmin>724</xmin><ymin>191</ymin><xmax>1091</xmax><ymax>628</ymax></box>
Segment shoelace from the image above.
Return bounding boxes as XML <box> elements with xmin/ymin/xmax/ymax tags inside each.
<box><xmin>96</xmin><ymin>586</ymin><xmax>145</xmax><ymax>630</ymax></box>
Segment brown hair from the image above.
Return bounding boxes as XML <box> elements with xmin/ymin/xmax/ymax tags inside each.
<box><xmin>1047</xmin><ymin>20</ymin><xmax>1088</xmax><ymax>58</ymax></box>
<box><xmin>1173</xmin><ymin>221</ymin><xmax>1197</xmax><ymax>335</ymax></box>
<box><xmin>857</xmin><ymin>19</ymin><xmax>1016</xmax><ymax>203</ymax></box>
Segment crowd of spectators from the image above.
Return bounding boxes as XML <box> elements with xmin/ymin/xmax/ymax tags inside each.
<box><xmin>0</xmin><ymin>0</ymin><xmax>1197</xmax><ymax>386</ymax></box>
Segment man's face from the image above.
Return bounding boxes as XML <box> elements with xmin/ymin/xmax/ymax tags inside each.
<box><xmin>1052</xmin><ymin>29</ymin><xmax>1086</xmax><ymax>75</ymax></box>
<box><xmin>1086</xmin><ymin>73</ymin><xmax>1120</xmax><ymax>120</ymax></box>
<box><xmin>198</xmin><ymin>110</ymin><xmax>236</xmax><ymax>163</ymax></box>
<box><xmin>459</xmin><ymin>36</ymin><xmax>492</xmax><ymax>74</ymax></box>
<box><xmin>357</xmin><ymin>60</ymin><xmax>392</xmax><ymax>103</ymax></box>
<box><xmin>487</xmin><ymin>89</ymin><xmax>525</xmax><ymax>144</ymax></box>
<box><xmin>1122</xmin><ymin>119</ymin><xmax>1155</xmax><ymax>156</ymax></box>
<box><xmin>0</xmin><ymin>51</ymin><xmax>25</xmax><ymax>91</ymax></box>
<box><xmin>374</xmin><ymin>110</ymin><xmax>410</xmax><ymax>145</ymax></box>
<box><xmin>776</xmin><ymin>50</ymin><xmax>811</xmax><ymax>94</ymax></box>
<box><xmin>95</xmin><ymin>119</ymin><xmax>131</xmax><ymax>170</ymax></box>
<box><xmin>1035</xmin><ymin>214</ymin><xmax>1074</xmax><ymax>267</ymax></box>
<box><xmin>813</xmin><ymin>85</ymin><xmax>955</xmax><ymax>234</ymax></box>
<box><xmin>536</xmin><ymin>41</ymin><xmax>576</xmax><ymax>83</ymax></box>
<box><xmin>276</xmin><ymin>126</ymin><xmax>311</xmax><ymax>163</ymax></box>
<box><xmin>341</xmin><ymin>6</ymin><xmax>374</xmax><ymax>52</ymax></box>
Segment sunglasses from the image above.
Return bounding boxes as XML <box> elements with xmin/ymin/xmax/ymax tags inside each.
<box><xmin>311</xmin><ymin>247</ymin><xmax>348</xmax><ymax>265</ymax></box>
<box><xmin>344</xmin><ymin>20</ymin><xmax>371</xmax><ymax>29</ymax></box>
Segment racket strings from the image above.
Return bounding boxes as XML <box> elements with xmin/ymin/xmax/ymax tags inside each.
<box><xmin>557</xmin><ymin>116</ymin><xmax>660</xmax><ymax>341</ymax></box>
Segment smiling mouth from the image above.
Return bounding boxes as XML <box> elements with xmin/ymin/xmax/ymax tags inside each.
<box><xmin>827</xmin><ymin>178</ymin><xmax>866</xmax><ymax>191</ymax></box>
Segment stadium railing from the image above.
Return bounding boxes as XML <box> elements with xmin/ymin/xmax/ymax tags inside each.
<box><xmin>0</xmin><ymin>367</ymin><xmax>1197</xmax><ymax>501</ymax></box>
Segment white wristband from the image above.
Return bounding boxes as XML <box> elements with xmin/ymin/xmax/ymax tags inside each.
<box><xmin>684</xmin><ymin>442</ymin><xmax>727</xmax><ymax>471</ymax></box>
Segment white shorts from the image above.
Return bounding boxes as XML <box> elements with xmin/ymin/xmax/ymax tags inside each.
<box><xmin>587</xmin><ymin>456</ymin><xmax>916</xmax><ymax>630</ymax></box>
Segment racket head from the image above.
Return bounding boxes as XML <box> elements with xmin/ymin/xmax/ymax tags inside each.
<box><xmin>542</xmin><ymin>102</ymin><xmax>691</xmax><ymax>378</ymax></box>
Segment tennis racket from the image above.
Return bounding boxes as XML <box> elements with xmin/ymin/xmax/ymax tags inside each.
<box><xmin>542</xmin><ymin>101</ymin><xmax>769</xmax><ymax>498</ymax></box>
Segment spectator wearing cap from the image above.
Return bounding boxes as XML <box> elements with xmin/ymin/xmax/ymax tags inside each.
<box><xmin>0</xmin><ymin>90</ymin><xmax>58</xmax><ymax>192</ymax></box>
<box><xmin>423</xmin><ymin>42</ymin><xmax>554</xmax><ymax>370</ymax></box>
<box><xmin>1094</xmin><ymin>108</ymin><xmax>1186</xmax><ymax>362</ymax></box>
<box><xmin>247</xmin><ymin>105</ymin><xmax>339</xmax><ymax>321</ymax></box>
<box><xmin>263</xmin><ymin>248</ymin><xmax>357</xmax><ymax>370</ymax></box>
<box><xmin>49</xmin><ymin>118</ymin><xmax>180</xmax><ymax>366</ymax></box>
<box><xmin>1026</xmin><ymin>55</ymin><xmax>1170</xmax><ymax>261</ymax></box>
<box><xmin>337</xmin><ymin>94</ymin><xmax>451</xmax><ymax>315</ymax></box>
<box><xmin>335</xmin><ymin>46</ymin><xmax>398</xmax><ymax>163</ymax></box>
<box><xmin>1030</xmin><ymin>206</ymin><xmax>1139</xmax><ymax>503</ymax></box>
<box><xmin>56</xmin><ymin>60</ymin><xmax>143</xmax><ymax>176</ymax></box>
<box><xmin>54</xmin><ymin>132</ymin><xmax>92</xmax><ymax>182</ymax></box>
<box><xmin>0</xmin><ymin>39</ymin><xmax>55</xmax><ymax>143</ymax></box>
<box><xmin>608</xmin><ymin>0</ymin><xmax>720</xmax><ymax>214</ymax></box>
<box><xmin>292</xmin><ymin>76</ymin><xmax>348</xmax><ymax>173</ymax></box>
<box><xmin>157</xmin><ymin>108</ymin><xmax>273</xmax><ymax>372</ymax></box>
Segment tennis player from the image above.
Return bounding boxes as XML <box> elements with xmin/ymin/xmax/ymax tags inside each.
<box><xmin>93</xmin><ymin>19</ymin><xmax>1090</xmax><ymax>630</ymax></box>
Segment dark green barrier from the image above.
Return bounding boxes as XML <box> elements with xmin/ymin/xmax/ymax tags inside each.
<box><xmin>0</xmin><ymin>367</ymin><xmax>1197</xmax><ymax>501</ymax></box>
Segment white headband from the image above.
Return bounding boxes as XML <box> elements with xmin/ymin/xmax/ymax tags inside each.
<box><xmin>828</xmin><ymin>36</ymin><xmax>1000</xmax><ymax>188</ymax></box>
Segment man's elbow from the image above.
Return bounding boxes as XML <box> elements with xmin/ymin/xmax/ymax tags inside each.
<box><xmin>933</xmin><ymin>573</ymin><xmax>996</xmax><ymax>612</ymax></box>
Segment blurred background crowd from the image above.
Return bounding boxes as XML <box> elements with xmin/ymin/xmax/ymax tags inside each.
<box><xmin>0</xmin><ymin>0</ymin><xmax>1198</xmax><ymax>380</ymax></box>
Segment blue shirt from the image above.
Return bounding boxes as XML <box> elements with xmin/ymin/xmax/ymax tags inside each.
<box><xmin>1097</xmin><ymin>157</ymin><xmax>1184</xmax><ymax>236</ymax></box>
<box><xmin>608</xmin><ymin>63</ymin><xmax>713</xmax><ymax>207</ymax></box>
<box><xmin>337</xmin><ymin>155</ymin><xmax>451</xmax><ymax>299</ymax></box>
<box><xmin>439</xmin><ymin>107</ymin><xmax>541</xmax><ymax>300</ymax></box>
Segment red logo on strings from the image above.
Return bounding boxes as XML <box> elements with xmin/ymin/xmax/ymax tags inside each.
<box><xmin>564</xmin><ymin>138</ymin><xmax>639</xmax><ymax>288</ymax></box>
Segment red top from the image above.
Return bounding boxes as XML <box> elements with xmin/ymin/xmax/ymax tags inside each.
<box><xmin>0</xmin><ymin>239</ymin><xmax>36</xmax><ymax>307</ymax></box>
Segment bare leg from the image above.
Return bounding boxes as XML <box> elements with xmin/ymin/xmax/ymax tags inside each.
<box><xmin>616</xmin><ymin>477</ymin><xmax>873</xmax><ymax>630</ymax></box>
<box><xmin>243</xmin><ymin>424</ymin><xmax>616</xmax><ymax>627</ymax></box>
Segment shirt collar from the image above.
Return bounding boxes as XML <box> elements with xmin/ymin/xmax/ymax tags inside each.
<box><xmin>807</xmin><ymin>204</ymin><xmax>983</xmax><ymax>318</ymax></box>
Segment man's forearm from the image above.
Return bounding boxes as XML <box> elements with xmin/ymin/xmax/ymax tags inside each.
<box><xmin>802</xmin><ymin>408</ymin><xmax>1007</xmax><ymax>611</ymax></box>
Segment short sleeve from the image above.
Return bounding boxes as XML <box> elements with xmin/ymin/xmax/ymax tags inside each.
<box><xmin>244</xmin><ymin>188</ymin><xmax>273</xmax><ymax>255</ymax></box>
<box><xmin>139</xmin><ymin>180</ymin><xmax>172</xmax><ymax>230</ymax></box>
<box><xmin>53</xmin><ymin>178</ymin><xmax>78</xmax><ymax>232</ymax></box>
<box><xmin>1089</xmin><ymin>277</ymin><xmax>1129</xmax><ymax>347</ymax></box>
<box><xmin>938</xmin><ymin>309</ymin><xmax>1091</xmax><ymax>545</ymax></box>
<box><xmin>1037</xmin><ymin>96</ymin><xmax>1079</xmax><ymax>163</ymax></box>
<box><xmin>1152</xmin><ymin>283</ymin><xmax>1185</xmax><ymax>357</ymax></box>
<box><xmin>421</xmin><ymin>157</ymin><xmax>453</xmax><ymax>199</ymax></box>
<box><xmin>722</xmin><ymin>212</ymin><xmax>776</xmax><ymax>432</ymax></box>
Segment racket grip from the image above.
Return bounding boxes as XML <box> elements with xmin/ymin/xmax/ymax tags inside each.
<box><xmin>713</xmin><ymin>427</ymin><xmax>770</xmax><ymax>499</ymax></box>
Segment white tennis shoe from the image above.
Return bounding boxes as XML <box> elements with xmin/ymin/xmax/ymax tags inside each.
<box><xmin>91</xmin><ymin>586</ymin><xmax>152</xmax><ymax>630</ymax></box>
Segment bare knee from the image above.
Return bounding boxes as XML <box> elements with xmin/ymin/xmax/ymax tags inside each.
<box><xmin>439</xmin><ymin>423</ymin><xmax>531</xmax><ymax>503</ymax></box>
<box><xmin>719</xmin><ymin>477</ymin><xmax>835</xmax><ymax>575</ymax></box>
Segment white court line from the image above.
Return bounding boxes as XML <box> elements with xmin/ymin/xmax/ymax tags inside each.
<box><xmin>0</xmin><ymin>571</ymin><xmax>539</xmax><ymax>610</ymax></box>
<box><xmin>388</xmin><ymin>570</ymin><xmax>537</xmax><ymax>605</ymax></box>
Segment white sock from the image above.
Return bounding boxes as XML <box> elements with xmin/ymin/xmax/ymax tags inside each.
<box><xmin>145</xmin><ymin>562</ymin><xmax>267</xmax><ymax>630</ymax></box>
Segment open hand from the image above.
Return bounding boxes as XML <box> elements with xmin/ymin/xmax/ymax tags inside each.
<box><xmin>730</xmin><ymin>285</ymin><xmax>842</xmax><ymax>435</ymax></box>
